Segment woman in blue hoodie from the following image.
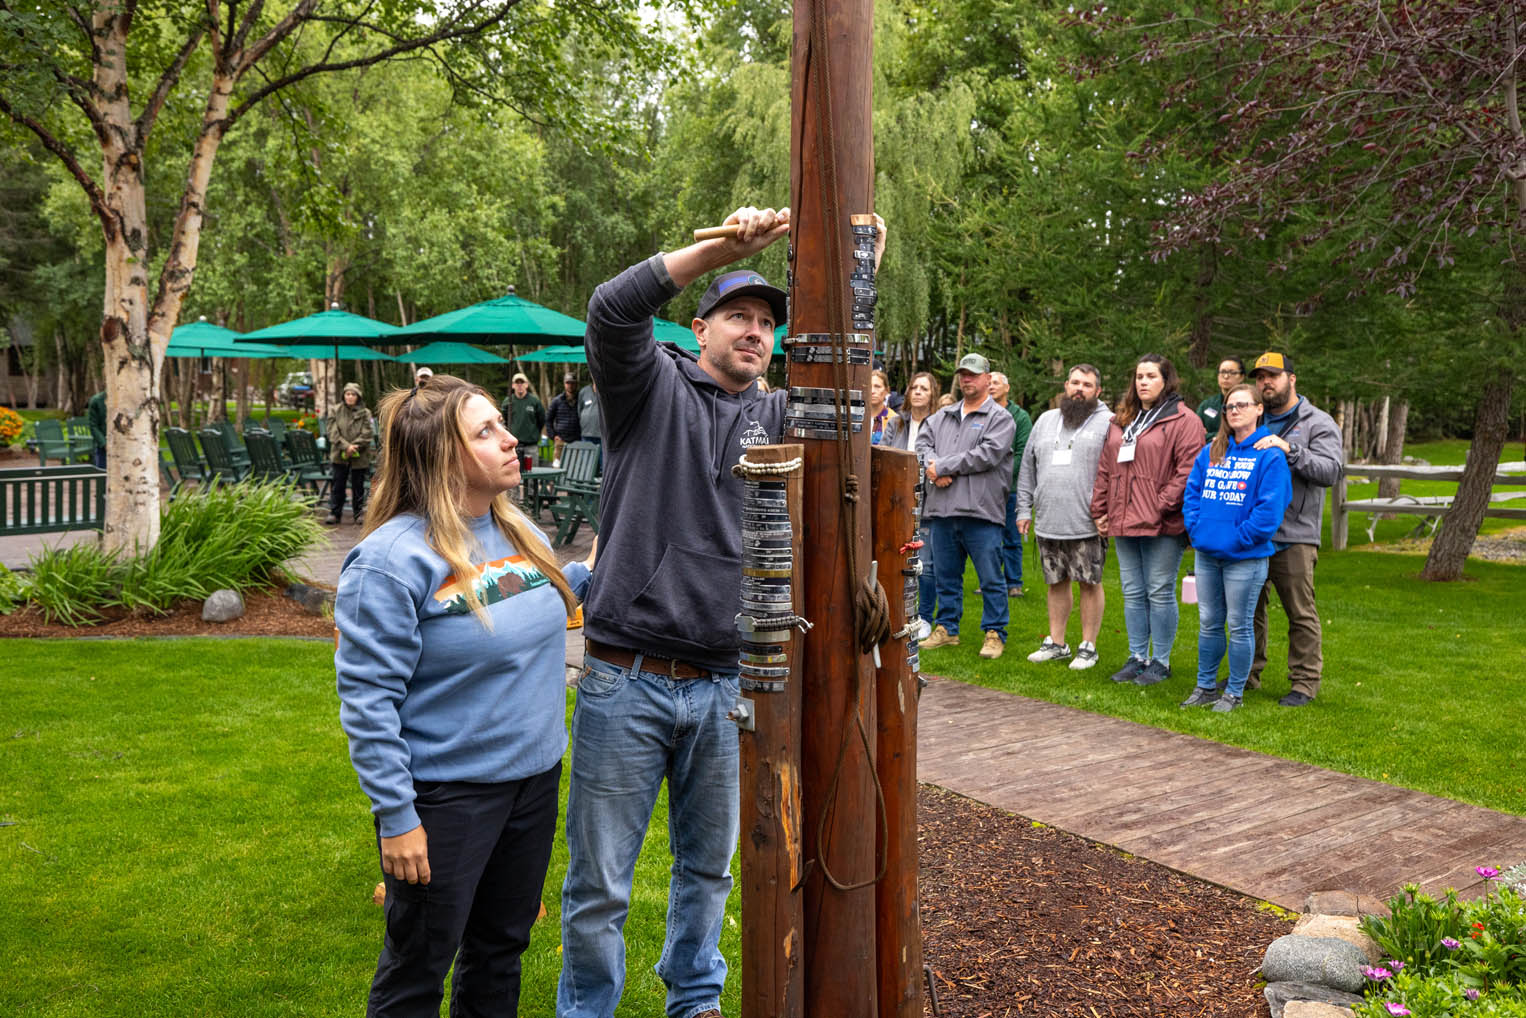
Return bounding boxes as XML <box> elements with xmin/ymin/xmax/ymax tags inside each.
<box><xmin>1180</xmin><ymin>383</ymin><xmax>1292</xmax><ymax>712</ymax></box>
<box><xmin>336</xmin><ymin>375</ymin><xmax>592</xmax><ymax>1016</ymax></box>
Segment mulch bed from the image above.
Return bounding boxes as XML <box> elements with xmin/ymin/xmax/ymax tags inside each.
<box><xmin>0</xmin><ymin>587</ymin><xmax>334</xmax><ymax>639</ymax></box>
<box><xmin>919</xmin><ymin>784</ymin><xmax>1286</xmax><ymax>1017</ymax></box>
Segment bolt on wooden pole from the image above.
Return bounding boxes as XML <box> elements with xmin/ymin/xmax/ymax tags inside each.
<box><xmin>869</xmin><ymin>445</ymin><xmax>924</xmax><ymax>1018</ymax></box>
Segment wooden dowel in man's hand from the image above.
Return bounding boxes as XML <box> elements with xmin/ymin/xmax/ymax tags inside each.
<box><xmin>693</xmin><ymin>224</ymin><xmax>743</xmax><ymax>241</ymax></box>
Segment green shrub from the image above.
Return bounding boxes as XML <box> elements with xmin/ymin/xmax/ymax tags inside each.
<box><xmin>0</xmin><ymin>564</ymin><xmax>29</xmax><ymax>614</ymax></box>
<box><xmin>1357</xmin><ymin>874</ymin><xmax>1526</xmax><ymax>1017</ymax></box>
<box><xmin>19</xmin><ymin>480</ymin><xmax>324</xmax><ymax>624</ymax></box>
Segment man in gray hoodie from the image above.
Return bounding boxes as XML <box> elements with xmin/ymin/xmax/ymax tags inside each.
<box><xmin>916</xmin><ymin>352</ymin><xmax>1017</xmax><ymax>659</ymax></box>
<box><xmin>1015</xmin><ymin>364</ymin><xmax>1113</xmax><ymax>670</ymax></box>
<box><xmin>559</xmin><ymin>206</ymin><xmax>886</xmax><ymax>1018</ymax></box>
<box><xmin>1247</xmin><ymin>351</ymin><xmax>1344</xmax><ymax>707</ymax></box>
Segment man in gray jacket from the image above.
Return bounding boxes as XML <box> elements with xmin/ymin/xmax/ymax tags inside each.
<box><xmin>1247</xmin><ymin>352</ymin><xmax>1344</xmax><ymax>706</ymax></box>
<box><xmin>1015</xmin><ymin>364</ymin><xmax>1113</xmax><ymax>670</ymax></box>
<box><xmin>917</xmin><ymin>352</ymin><xmax>1017</xmax><ymax>659</ymax></box>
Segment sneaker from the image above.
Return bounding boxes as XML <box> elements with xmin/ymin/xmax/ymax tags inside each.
<box><xmin>1278</xmin><ymin>691</ymin><xmax>1314</xmax><ymax>707</ymax></box>
<box><xmin>1069</xmin><ymin>642</ymin><xmax>1099</xmax><ymax>670</ymax></box>
<box><xmin>921</xmin><ymin>625</ymin><xmax>959</xmax><ymax>649</ymax></box>
<box><xmin>1211</xmin><ymin>693</ymin><xmax>1243</xmax><ymax>713</ymax></box>
<box><xmin>1180</xmin><ymin>687</ymin><xmax>1219</xmax><ymax>708</ymax></box>
<box><xmin>912</xmin><ymin>617</ymin><xmax>933</xmax><ymax>642</ymax></box>
<box><xmin>324</xmin><ymin>513</ymin><xmax>341</xmax><ymax>525</ymax></box>
<box><xmin>1027</xmin><ymin>637</ymin><xmax>1071</xmax><ymax>663</ymax></box>
<box><xmin>1133</xmin><ymin>660</ymin><xmax>1172</xmax><ymax>686</ymax></box>
<box><xmin>1110</xmin><ymin>657</ymin><xmax>1145</xmax><ymax>683</ymax></box>
<box><xmin>1007</xmin><ymin>586</ymin><xmax>1024</xmax><ymax>598</ymax></box>
<box><xmin>978</xmin><ymin>631</ymin><xmax>1005</xmax><ymax>659</ymax></box>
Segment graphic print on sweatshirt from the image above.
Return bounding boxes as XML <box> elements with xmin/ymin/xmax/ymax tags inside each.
<box><xmin>1200</xmin><ymin>453</ymin><xmax>1257</xmax><ymax>506</ymax></box>
<box><xmin>433</xmin><ymin>555</ymin><xmax>549</xmax><ymax>615</ymax></box>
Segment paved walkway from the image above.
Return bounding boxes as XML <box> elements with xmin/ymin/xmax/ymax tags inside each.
<box><xmin>916</xmin><ymin>676</ymin><xmax>1526</xmax><ymax>911</ymax></box>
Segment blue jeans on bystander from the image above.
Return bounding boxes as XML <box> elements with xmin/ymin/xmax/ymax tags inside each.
<box><xmin>1193</xmin><ymin>552</ymin><xmax>1270</xmax><ymax>697</ymax></box>
<box><xmin>1001</xmin><ymin>491</ymin><xmax>1024</xmax><ymax>592</ymax></box>
<box><xmin>928</xmin><ymin>516</ymin><xmax>1008</xmax><ymax>640</ymax></box>
<box><xmin>558</xmin><ymin>654</ymin><xmax>740</xmax><ymax>1018</ymax></box>
<box><xmin>1114</xmin><ymin>534</ymin><xmax>1187</xmax><ymax>666</ymax></box>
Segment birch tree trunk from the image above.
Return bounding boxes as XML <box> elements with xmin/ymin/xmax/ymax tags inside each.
<box><xmin>1376</xmin><ymin>399</ymin><xmax>1409</xmax><ymax>500</ymax></box>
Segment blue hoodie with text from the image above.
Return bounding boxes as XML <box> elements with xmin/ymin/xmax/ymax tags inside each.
<box><xmin>1183</xmin><ymin>426</ymin><xmax>1292</xmax><ymax>561</ymax></box>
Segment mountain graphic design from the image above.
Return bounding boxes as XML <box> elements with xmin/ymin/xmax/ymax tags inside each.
<box><xmin>433</xmin><ymin>554</ymin><xmax>549</xmax><ymax>615</ymax></box>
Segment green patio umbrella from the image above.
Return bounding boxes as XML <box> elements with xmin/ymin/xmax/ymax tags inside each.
<box><xmin>281</xmin><ymin>344</ymin><xmax>398</xmax><ymax>361</ymax></box>
<box><xmin>241</xmin><ymin>305</ymin><xmax>403</xmax><ymax>402</ymax></box>
<box><xmin>167</xmin><ymin>317</ymin><xmax>289</xmax><ymax>358</ymax></box>
<box><xmin>405</xmin><ymin>341</ymin><xmax>510</xmax><ymax>365</ymax></box>
<box><xmin>519</xmin><ymin>344</ymin><xmax>586</xmax><ymax>364</ymax></box>
<box><xmin>395</xmin><ymin>287</ymin><xmax>586</xmax><ymax>346</ymax></box>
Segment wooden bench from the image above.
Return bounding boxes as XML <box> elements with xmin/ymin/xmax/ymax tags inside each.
<box><xmin>1331</xmin><ymin>461</ymin><xmax>1526</xmax><ymax>549</ymax></box>
<box><xmin>0</xmin><ymin>465</ymin><xmax>108</xmax><ymax>535</ymax></box>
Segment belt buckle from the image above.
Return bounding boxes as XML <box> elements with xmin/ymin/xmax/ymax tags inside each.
<box><xmin>667</xmin><ymin>658</ymin><xmax>682</xmax><ymax>680</ymax></box>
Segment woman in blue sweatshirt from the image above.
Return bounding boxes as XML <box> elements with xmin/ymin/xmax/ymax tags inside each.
<box><xmin>1180</xmin><ymin>383</ymin><xmax>1292</xmax><ymax>712</ymax></box>
<box><xmin>335</xmin><ymin>375</ymin><xmax>592</xmax><ymax>1016</ymax></box>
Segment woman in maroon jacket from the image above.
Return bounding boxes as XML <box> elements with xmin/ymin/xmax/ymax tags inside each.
<box><xmin>1090</xmin><ymin>354</ymin><xmax>1206</xmax><ymax>685</ymax></box>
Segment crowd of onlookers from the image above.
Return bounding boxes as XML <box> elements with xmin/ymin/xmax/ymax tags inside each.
<box><xmin>899</xmin><ymin>350</ymin><xmax>1342</xmax><ymax>716</ymax></box>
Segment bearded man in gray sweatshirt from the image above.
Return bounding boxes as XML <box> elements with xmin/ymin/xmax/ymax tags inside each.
<box><xmin>1015</xmin><ymin>364</ymin><xmax>1113</xmax><ymax>670</ymax></box>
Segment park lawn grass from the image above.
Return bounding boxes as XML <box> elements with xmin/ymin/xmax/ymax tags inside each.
<box><xmin>0</xmin><ymin>639</ymin><xmax>740</xmax><ymax>1017</ymax></box>
<box><xmin>926</xmin><ymin>542</ymin><xmax>1526</xmax><ymax>817</ymax></box>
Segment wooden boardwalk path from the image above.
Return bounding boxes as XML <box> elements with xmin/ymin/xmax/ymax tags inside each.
<box><xmin>917</xmin><ymin>677</ymin><xmax>1526</xmax><ymax>912</ymax></box>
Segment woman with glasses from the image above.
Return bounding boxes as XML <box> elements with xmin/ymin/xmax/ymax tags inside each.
<box><xmin>1090</xmin><ymin>354</ymin><xmax>1206</xmax><ymax>684</ymax></box>
<box><xmin>1179</xmin><ymin>383</ymin><xmax>1291</xmax><ymax>712</ymax></box>
<box><xmin>335</xmin><ymin>374</ymin><xmax>593</xmax><ymax>1015</ymax></box>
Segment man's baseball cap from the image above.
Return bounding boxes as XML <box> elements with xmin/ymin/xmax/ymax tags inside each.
<box><xmin>955</xmin><ymin>352</ymin><xmax>991</xmax><ymax>375</ymax></box>
<box><xmin>695</xmin><ymin>270</ymin><xmax>788</xmax><ymax>326</ymax></box>
<box><xmin>512</xmin><ymin>372</ymin><xmax>529</xmax><ymax>384</ymax></box>
<box><xmin>1249</xmin><ymin>352</ymin><xmax>1292</xmax><ymax>376</ymax></box>
<box><xmin>414</xmin><ymin>366</ymin><xmax>434</xmax><ymax>380</ymax></box>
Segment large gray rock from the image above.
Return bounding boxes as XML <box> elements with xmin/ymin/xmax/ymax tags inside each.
<box><xmin>284</xmin><ymin>582</ymin><xmax>334</xmax><ymax>616</ymax></box>
<box><xmin>1262</xmin><ymin>935</ymin><xmax>1368</xmax><ymax>992</ymax></box>
<box><xmin>1292</xmin><ymin>914</ymin><xmax>1383</xmax><ymax>964</ymax></box>
<box><xmin>201</xmin><ymin>589</ymin><xmax>246</xmax><ymax>622</ymax></box>
<box><xmin>1264</xmin><ymin>981</ymin><xmax>1364</xmax><ymax>1018</ymax></box>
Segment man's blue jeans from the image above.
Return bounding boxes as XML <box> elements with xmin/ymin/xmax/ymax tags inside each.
<box><xmin>928</xmin><ymin>516</ymin><xmax>1008</xmax><ymax>640</ymax></box>
<box><xmin>1001</xmin><ymin>491</ymin><xmax>1024</xmax><ymax>591</ymax></box>
<box><xmin>1114</xmin><ymin>535</ymin><xmax>1187</xmax><ymax>666</ymax></box>
<box><xmin>558</xmin><ymin>654</ymin><xmax>740</xmax><ymax>1018</ymax></box>
<box><xmin>1193</xmin><ymin>552</ymin><xmax>1269</xmax><ymax>697</ymax></box>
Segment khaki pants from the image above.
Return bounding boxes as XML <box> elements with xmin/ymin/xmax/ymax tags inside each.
<box><xmin>1251</xmin><ymin>543</ymin><xmax>1323</xmax><ymax>697</ymax></box>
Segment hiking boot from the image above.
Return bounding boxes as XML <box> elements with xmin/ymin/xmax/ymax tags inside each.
<box><xmin>693</xmin><ymin>1011</ymin><xmax>724</xmax><ymax>1018</ymax></box>
<box><xmin>1110</xmin><ymin>657</ymin><xmax>1145</xmax><ymax>683</ymax></box>
<box><xmin>1211</xmin><ymin>694</ymin><xmax>1243</xmax><ymax>713</ymax></box>
<box><xmin>921</xmin><ymin>625</ymin><xmax>959</xmax><ymax>649</ymax></box>
<box><xmin>1133</xmin><ymin>660</ymin><xmax>1172</xmax><ymax>686</ymax></box>
<box><xmin>1068</xmin><ymin>642</ymin><xmax>1099</xmax><ymax>670</ymax></box>
<box><xmin>1026</xmin><ymin>637</ymin><xmax>1071</xmax><ymax>663</ymax></box>
<box><xmin>978</xmin><ymin>631</ymin><xmax>1005</xmax><ymax>659</ymax></box>
<box><xmin>1008</xmin><ymin>586</ymin><xmax>1024</xmax><ymax>598</ymax></box>
<box><xmin>1279</xmin><ymin>691</ymin><xmax>1314</xmax><ymax>707</ymax></box>
<box><xmin>1180</xmin><ymin>687</ymin><xmax>1219</xmax><ymax>708</ymax></box>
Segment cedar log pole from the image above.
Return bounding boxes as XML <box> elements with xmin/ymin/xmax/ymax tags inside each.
<box><xmin>738</xmin><ymin>443</ymin><xmax>806</xmax><ymax>1018</ymax></box>
<box><xmin>789</xmin><ymin>0</ymin><xmax>877</xmax><ymax>1006</ymax></box>
<box><xmin>869</xmin><ymin>445</ymin><xmax>923</xmax><ymax>1018</ymax></box>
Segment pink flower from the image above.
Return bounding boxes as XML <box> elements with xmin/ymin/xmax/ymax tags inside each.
<box><xmin>1384</xmin><ymin>1004</ymin><xmax>1411</xmax><ymax>1017</ymax></box>
<box><xmin>1363</xmin><ymin>966</ymin><xmax>1393</xmax><ymax>980</ymax></box>
<box><xmin>1477</xmin><ymin>866</ymin><xmax>1500</xmax><ymax>880</ymax></box>
<box><xmin>1465</xmin><ymin>988</ymin><xmax>1481</xmax><ymax>1000</ymax></box>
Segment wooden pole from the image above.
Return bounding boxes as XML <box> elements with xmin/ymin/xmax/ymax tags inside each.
<box><xmin>737</xmin><ymin>443</ymin><xmax>806</xmax><ymax>1018</ymax></box>
<box><xmin>789</xmin><ymin>0</ymin><xmax>877</xmax><ymax>1008</ymax></box>
<box><xmin>869</xmin><ymin>445</ymin><xmax>923</xmax><ymax>1018</ymax></box>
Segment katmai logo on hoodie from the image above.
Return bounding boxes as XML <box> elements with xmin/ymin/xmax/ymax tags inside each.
<box><xmin>739</xmin><ymin>420</ymin><xmax>770</xmax><ymax>447</ymax></box>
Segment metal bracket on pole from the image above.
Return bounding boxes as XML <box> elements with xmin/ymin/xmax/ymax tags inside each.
<box><xmin>728</xmin><ymin>696</ymin><xmax>756</xmax><ymax>732</ymax></box>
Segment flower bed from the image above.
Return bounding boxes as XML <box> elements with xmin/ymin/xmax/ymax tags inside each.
<box><xmin>1355</xmin><ymin>868</ymin><xmax>1526</xmax><ymax>1017</ymax></box>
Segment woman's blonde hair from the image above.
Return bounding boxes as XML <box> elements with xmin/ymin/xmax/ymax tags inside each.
<box><xmin>363</xmin><ymin>374</ymin><xmax>577</xmax><ymax>623</ymax></box>
<box><xmin>1209</xmin><ymin>383</ymin><xmax>1262</xmax><ymax>466</ymax></box>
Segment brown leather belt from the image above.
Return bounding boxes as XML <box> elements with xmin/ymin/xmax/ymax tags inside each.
<box><xmin>584</xmin><ymin>640</ymin><xmax>713</xmax><ymax>679</ymax></box>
